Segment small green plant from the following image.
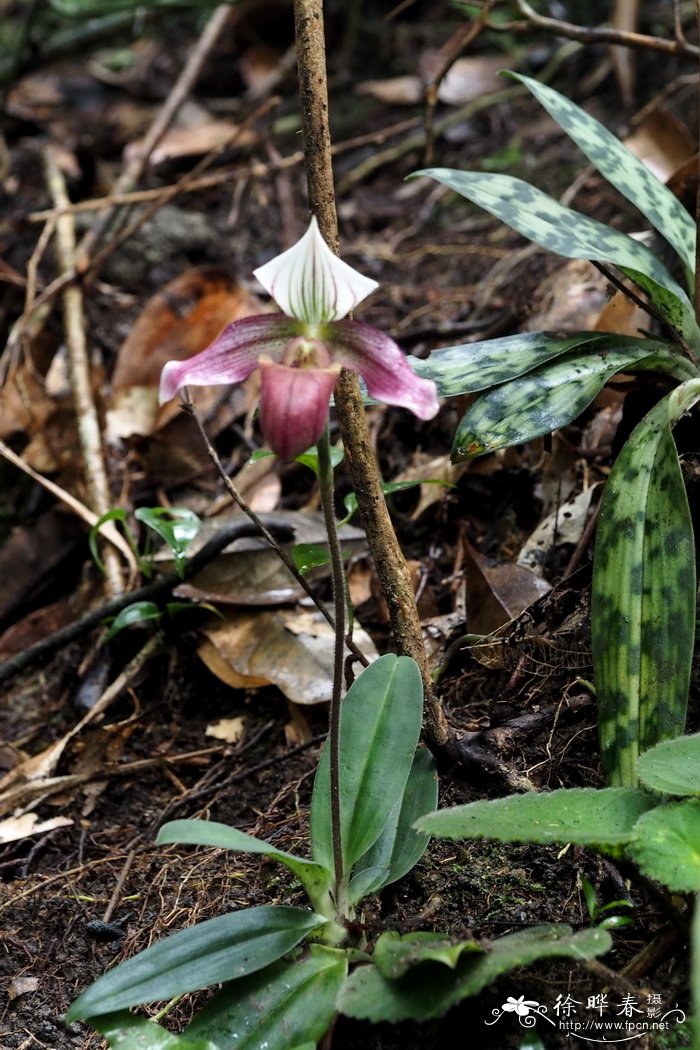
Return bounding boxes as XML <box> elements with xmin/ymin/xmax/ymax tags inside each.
<box><xmin>409</xmin><ymin>72</ymin><xmax>700</xmax><ymax>785</ymax></box>
<box><xmin>416</xmin><ymin>731</ymin><xmax>700</xmax><ymax>1043</ymax></box>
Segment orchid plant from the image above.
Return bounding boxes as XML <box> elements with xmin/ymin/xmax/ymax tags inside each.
<box><xmin>159</xmin><ymin>216</ymin><xmax>439</xmax><ymax>461</ymax></box>
<box><xmin>66</xmin><ymin>217</ymin><xmax>611</xmax><ymax>1049</ymax></box>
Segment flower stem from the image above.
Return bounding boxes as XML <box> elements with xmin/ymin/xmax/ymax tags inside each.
<box><xmin>317</xmin><ymin>426</ymin><xmax>346</xmax><ymax>910</ymax></box>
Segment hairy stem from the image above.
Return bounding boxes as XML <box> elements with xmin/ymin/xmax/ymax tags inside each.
<box><xmin>317</xmin><ymin>428</ymin><xmax>346</xmax><ymax>910</ymax></box>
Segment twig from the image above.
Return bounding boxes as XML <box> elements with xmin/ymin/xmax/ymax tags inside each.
<box><xmin>75</xmin><ymin>3</ymin><xmax>235</xmax><ymax>270</ymax></box>
<box><xmin>423</xmin><ymin>3</ymin><xmax>491</xmax><ymax>165</ymax></box>
<box><xmin>515</xmin><ymin>0</ymin><xmax>698</xmax><ymax>58</ymax></box>
<box><xmin>0</xmin><ymin>438</ymin><xmax>138</xmax><ymax>575</ymax></box>
<box><xmin>181</xmin><ymin>391</ymin><xmax>369</xmax><ymax>669</ymax></box>
<box><xmin>0</xmin><ymin>517</ymin><xmax>292</xmax><ymax>686</ymax></box>
<box><xmin>293</xmin><ymin>0</ymin><xmax>449</xmax><ymax>749</ymax></box>
<box><xmin>45</xmin><ymin>149</ymin><xmax>129</xmax><ymax>598</ymax></box>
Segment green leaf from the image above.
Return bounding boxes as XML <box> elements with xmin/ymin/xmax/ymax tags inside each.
<box><xmin>90</xmin><ymin>1014</ymin><xmax>217</xmax><ymax>1050</ymax></box>
<box><xmin>451</xmin><ymin>343</ymin><xmax>694</xmax><ymax>459</ymax></box>
<box><xmin>89</xmin><ymin>508</ymin><xmax>137</xmax><ymax>574</ymax></box>
<box><xmin>692</xmin><ymin>896</ymin><xmax>700</xmax><ymax>1046</ymax></box>
<box><xmin>409</xmin><ymin>332</ymin><xmax>607</xmax><ymax>395</ymax></box>
<box><xmin>373</xmin><ymin>931</ymin><xmax>483</xmax><ymax>978</ymax></box>
<box><xmin>291</xmin><ymin>543</ymin><xmax>331</xmax><ymax>575</ymax></box>
<box><xmin>416</xmin><ymin>787</ymin><xmax>655</xmax><ymax>848</ymax></box>
<box><xmin>135</xmin><ymin>507</ymin><xmax>201</xmax><ymax>578</ymax></box>
<box><xmin>295</xmin><ymin>445</ymin><xmax>344</xmax><ymax>476</ymax></box>
<box><xmin>637</xmin><ymin>733</ymin><xmax>700</xmax><ymax>797</ymax></box>
<box><xmin>412</xmin><ymin>167</ymin><xmax>700</xmax><ymax>345</ymax></box>
<box><xmin>592</xmin><ymin>379</ymin><xmax>700</xmax><ymax>785</ymax></box>
<box><xmin>156</xmin><ymin>820</ymin><xmax>333</xmax><ymax>916</ymax></box>
<box><xmin>104</xmin><ymin>601</ymin><xmax>162</xmax><ymax>641</ymax></box>
<box><xmin>66</xmin><ymin>906</ymin><xmax>326</xmax><ymax>1021</ymax></box>
<box><xmin>185</xmin><ymin>945</ymin><xmax>347</xmax><ymax>1049</ymax></box>
<box><xmin>627</xmin><ymin>800</ymin><xmax>700</xmax><ymax>891</ymax></box>
<box><xmin>348</xmin><ymin>747</ymin><xmax>438</xmax><ymax>902</ymax></box>
<box><xmin>510</xmin><ymin>73</ymin><xmax>697</xmax><ymax>278</ymax></box>
<box><xmin>310</xmin><ymin>655</ymin><xmax>424</xmax><ymax>877</ymax></box>
<box><xmin>339</xmin><ymin>926</ymin><xmax>611</xmax><ymax>1022</ymax></box>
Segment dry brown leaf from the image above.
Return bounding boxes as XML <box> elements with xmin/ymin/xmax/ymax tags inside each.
<box><xmin>594</xmin><ymin>288</ymin><xmax>648</xmax><ymax>336</ymax></box>
<box><xmin>107</xmin><ymin>268</ymin><xmax>264</xmax><ymax>441</ymax></box>
<box><xmin>421</xmin><ymin>53</ymin><xmax>503</xmax><ymax>106</ymax></box>
<box><xmin>525</xmin><ymin>260</ymin><xmax>608</xmax><ymax>332</ymax></box>
<box><xmin>464</xmin><ymin>541</ymin><xmax>551</xmax><ymax>635</ymax></box>
<box><xmin>518</xmin><ymin>487</ymin><xmax>598</xmax><ymax>577</ymax></box>
<box><xmin>8</xmin><ymin>976</ymin><xmax>40</xmax><ymax>1001</ymax></box>
<box><xmin>169</xmin><ymin>511</ymin><xmax>365</xmax><ymax>606</ymax></box>
<box><xmin>198</xmin><ymin>607</ymin><xmax>377</xmax><ymax>705</ymax></box>
<box><xmin>0</xmin><ymin>812</ymin><xmax>72</xmax><ymax>845</ymax></box>
<box><xmin>390</xmin><ymin>453</ymin><xmax>463</xmax><ymax>519</ymax></box>
<box><xmin>624</xmin><ymin>110</ymin><xmax>694</xmax><ymax>183</ymax></box>
<box><xmin>356</xmin><ymin>75</ymin><xmax>423</xmax><ymax>105</ymax></box>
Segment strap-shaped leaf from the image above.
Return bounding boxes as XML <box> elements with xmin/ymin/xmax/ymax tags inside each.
<box><xmin>451</xmin><ymin>343</ymin><xmax>693</xmax><ymax>460</ymax></box>
<box><xmin>185</xmin><ymin>945</ymin><xmax>347</xmax><ymax>1049</ymax></box>
<box><xmin>339</xmin><ymin>926</ymin><xmax>611</xmax><ymax>1023</ymax></box>
<box><xmin>66</xmin><ymin>906</ymin><xmax>326</xmax><ymax>1020</ymax></box>
<box><xmin>157</xmin><ymin>820</ymin><xmax>332</xmax><ymax>915</ymax></box>
<box><xmin>412</xmin><ymin>167</ymin><xmax>700</xmax><ymax>345</ymax></box>
<box><xmin>310</xmin><ymin>654</ymin><xmax>423</xmax><ymax>876</ymax></box>
<box><xmin>416</xmin><ymin>787</ymin><xmax>654</xmax><ymax>847</ymax></box>
<box><xmin>510</xmin><ymin>73</ymin><xmax>697</xmax><ymax>278</ymax></box>
<box><xmin>408</xmin><ymin>332</ymin><xmax>607</xmax><ymax>394</ymax></box>
<box><xmin>592</xmin><ymin>379</ymin><xmax>700</xmax><ymax>785</ymax></box>
<box><xmin>348</xmin><ymin>747</ymin><xmax>438</xmax><ymax>903</ymax></box>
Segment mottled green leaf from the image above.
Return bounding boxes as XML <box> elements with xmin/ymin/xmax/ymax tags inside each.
<box><xmin>185</xmin><ymin>946</ymin><xmax>347</xmax><ymax>1050</ymax></box>
<box><xmin>373</xmin><ymin>931</ymin><xmax>483</xmax><ymax>978</ymax></box>
<box><xmin>412</xmin><ymin>167</ymin><xmax>700</xmax><ymax>345</ymax></box>
<box><xmin>627</xmin><ymin>800</ymin><xmax>700</xmax><ymax>891</ymax></box>
<box><xmin>156</xmin><ymin>820</ymin><xmax>332</xmax><ymax>915</ymax></box>
<box><xmin>310</xmin><ymin>655</ymin><xmax>423</xmax><ymax>877</ymax></box>
<box><xmin>510</xmin><ymin>73</ymin><xmax>696</xmax><ymax>277</ymax></box>
<box><xmin>416</xmin><ymin>787</ymin><xmax>654</xmax><ymax>847</ymax></box>
<box><xmin>637</xmin><ymin>733</ymin><xmax>700</xmax><ymax>797</ymax></box>
<box><xmin>348</xmin><ymin>747</ymin><xmax>438</xmax><ymax>902</ymax></box>
<box><xmin>451</xmin><ymin>344</ymin><xmax>692</xmax><ymax>460</ymax></box>
<box><xmin>339</xmin><ymin>926</ymin><xmax>611</xmax><ymax>1022</ymax></box>
<box><xmin>592</xmin><ymin>380</ymin><xmax>700</xmax><ymax>786</ymax></box>
<box><xmin>66</xmin><ymin>907</ymin><xmax>326</xmax><ymax>1020</ymax></box>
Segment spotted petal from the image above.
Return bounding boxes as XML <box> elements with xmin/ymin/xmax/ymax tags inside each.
<box><xmin>327</xmin><ymin>320</ymin><xmax>440</xmax><ymax>420</ymax></box>
<box><xmin>159</xmin><ymin>315</ymin><xmax>299</xmax><ymax>403</ymax></box>
<box><xmin>253</xmin><ymin>216</ymin><xmax>379</xmax><ymax>325</ymax></box>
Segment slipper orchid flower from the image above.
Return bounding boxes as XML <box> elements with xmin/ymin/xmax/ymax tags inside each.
<box><xmin>159</xmin><ymin>217</ymin><xmax>439</xmax><ymax>460</ymax></box>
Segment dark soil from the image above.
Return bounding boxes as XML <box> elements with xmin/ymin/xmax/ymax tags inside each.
<box><xmin>0</xmin><ymin>2</ymin><xmax>698</xmax><ymax>1049</ymax></box>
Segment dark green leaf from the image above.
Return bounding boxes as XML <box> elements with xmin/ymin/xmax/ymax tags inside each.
<box><xmin>416</xmin><ymin>787</ymin><xmax>655</xmax><ymax>847</ymax></box>
<box><xmin>186</xmin><ymin>945</ymin><xmax>347</xmax><ymax>1049</ymax></box>
<box><xmin>292</xmin><ymin>543</ymin><xmax>331</xmax><ymax>575</ymax></box>
<box><xmin>66</xmin><ymin>906</ymin><xmax>325</xmax><ymax>1020</ymax></box>
<box><xmin>373</xmin><ymin>931</ymin><xmax>483</xmax><ymax>978</ymax></box>
<box><xmin>339</xmin><ymin>926</ymin><xmax>611</xmax><ymax>1022</ymax></box>
<box><xmin>104</xmin><ymin>601</ymin><xmax>162</xmax><ymax>641</ymax></box>
<box><xmin>451</xmin><ymin>343</ymin><xmax>692</xmax><ymax>459</ymax></box>
<box><xmin>90</xmin><ymin>1013</ymin><xmax>216</xmax><ymax>1050</ymax></box>
<box><xmin>310</xmin><ymin>655</ymin><xmax>424</xmax><ymax>877</ymax></box>
<box><xmin>637</xmin><ymin>733</ymin><xmax>700</xmax><ymax>796</ymax></box>
<box><xmin>135</xmin><ymin>507</ymin><xmax>201</xmax><ymax>577</ymax></box>
<box><xmin>157</xmin><ymin>820</ymin><xmax>332</xmax><ymax>915</ymax></box>
<box><xmin>510</xmin><ymin>73</ymin><xmax>696</xmax><ymax>277</ymax></box>
<box><xmin>592</xmin><ymin>380</ymin><xmax>700</xmax><ymax>785</ymax></box>
<box><xmin>349</xmin><ymin>748</ymin><xmax>437</xmax><ymax>902</ymax></box>
<box><xmin>412</xmin><ymin>167</ymin><xmax>699</xmax><ymax>344</ymax></box>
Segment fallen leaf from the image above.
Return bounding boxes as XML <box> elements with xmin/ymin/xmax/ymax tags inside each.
<box><xmin>624</xmin><ymin>109</ymin><xmax>694</xmax><ymax>183</ymax></box>
<box><xmin>525</xmin><ymin>260</ymin><xmax>608</xmax><ymax>332</ymax></box>
<box><xmin>8</xmin><ymin>976</ymin><xmax>40</xmax><ymax>1001</ymax></box>
<box><xmin>420</xmin><ymin>53</ymin><xmax>503</xmax><ymax>106</ymax></box>
<box><xmin>0</xmin><ymin>812</ymin><xmax>72</xmax><ymax>845</ymax></box>
<box><xmin>205</xmin><ymin>716</ymin><xmax>246</xmax><ymax>744</ymax></box>
<box><xmin>198</xmin><ymin>607</ymin><xmax>377</xmax><ymax>705</ymax></box>
<box><xmin>107</xmin><ymin>268</ymin><xmax>264</xmax><ymax>441</ymax></box>
<box><xmin>390</xmin><ymin>453</ymin><xmax>463</xmax><ymax>519</ymax></box>
<box><xmin>356</xmin><ymin>75</ymin><xmax>422</xmax><ymax>105</ymax></box>
<box><xmin>464</xmin><ymin>540</ymin><xmax>551</xmax><ymax>635</ymax></box>
<box><xmin>518</xmin><ymin>487</ymin><xmax>599</xmax><ymax>577</ymax></box>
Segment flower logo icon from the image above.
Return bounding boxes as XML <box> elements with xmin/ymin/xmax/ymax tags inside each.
<box><xmin>502</xmin><ymin>995</ymin><xmax>541</xmax><ymax>1017</ymax></box>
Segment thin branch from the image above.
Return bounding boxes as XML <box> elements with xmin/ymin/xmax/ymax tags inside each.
<box><xmin>44</xmin><ymin>147</ymin><xmax>126</xmax><ymax>598</ymax></box>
